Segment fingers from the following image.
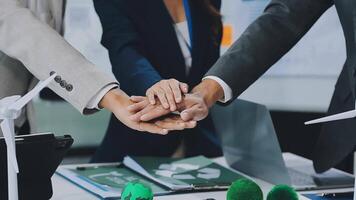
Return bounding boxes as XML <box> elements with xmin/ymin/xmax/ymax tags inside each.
<box><xmin>168</xmin><ymin>80</ymin><xmax>183</xmax><ymax>104</ymax></box>
<box><xmin>169</xmin><ymin>80</ymin><xmax>188</xmax><ymax>104</ymax></box>
<box><xmin>180</xmin><ymin>104</ymin><xmax>208</xmax><ymax>122</ymax></box>
<box><xmin>160</xmin><ymin>84</ymin><xmax>176</xmax><ymax>111</ymax></box>
<box><xmin>146</xmin><ymin>90</ymin><xmax>156</xmax><ymax>105</ymax></box>
<box><xmin>129</xmin><ymin>80</ymin><xmax>193</xmax><ymax>124</ymax></box>
<box><xmin>129</xmin><ymin>105</ymin><xmax>153</xmax><ymax>121</ymax></box>
<box><xmin>155</xmin><ymin>120</ymin><xmax>184</xmax><ymax>131</ymax></box>
<box><xmin>146</xmin><ymin>80</ymin><xmax>189</xmax><ymax>112</ymax></box>
<box><xmin>130</xmin><ymin>96</ymin><xmax>146</xmax><ymax>103</ymax></box>
<box><xmin>138</xmin><ymin>122</ymin><xmax>169</xmax><ymax>135</ymax></box>
<box><xmin>127</xmin><ymin>100</ymin><xmax>149</xmax><ymax>113</ymax></box>
<box><xmin>185</xmin><ymin>121</ymin><xmax>197</xmax><ymax>129</ymax></box>
<box><xmin>156</xmin><ymin>88</ymin><xmax>170</xmax><ymax>109</ymax></box>
<box><xmin>140</xmin><ymin>105</ymin><xmax>171</xmax><ymax>121</ymax></box>
<box><xmin>138</xmin><ymin>117</ymin><xmax>197</xmax><ymax>135</ymax></box>
<box><xmin>130</xmin><ymin>104</ymin><xmax>171</xmax><ymax>122</ymax></box>
<box><xmin>179</xmin><ymin>82</ymin><xmax>189</xmax><ymax>94</ymax></box>
<box><xmin>154</xmin><ymin>117</ymin><xmax>197</xmax><ymax>131</ymax></box>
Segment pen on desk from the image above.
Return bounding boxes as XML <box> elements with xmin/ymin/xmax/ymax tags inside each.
<box><xmin>76</xmin><ymin>164</ymin><xmax>121</xmax><ymax>171</ymax></box>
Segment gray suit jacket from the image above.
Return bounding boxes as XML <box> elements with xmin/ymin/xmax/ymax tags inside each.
<box><xmin>0</xmin><ymin>0</ymin><xmax>117</xmax><ymax>133</ymax></box>
<box><xmin>206</xmin><ymin>0</ymin><xmax>356</xmax><ymax>172</ymax></box>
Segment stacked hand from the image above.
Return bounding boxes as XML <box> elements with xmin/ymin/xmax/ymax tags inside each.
<box><xmin>99</xmin><ymin>88</ymin><xmax>197</xmax><ymax>135</ymax></box>
<box><xmin>146</xmin><ymin>79</ymin><xmax>189</xmax><ymax>111</ymax></box>
<box><xmin>100</xmin><ymin>79</ymin><xmax>224</xmax><ymax>135</ymax></box>
<box><xmin>127</xmin><ymin>78</ymin><xmax>225</xmax><ymax>126</ymax></box>
<box><xmin>128</xmin><ymin>93</ymin><xmax>209</xmax><ymax>122</ymax></box>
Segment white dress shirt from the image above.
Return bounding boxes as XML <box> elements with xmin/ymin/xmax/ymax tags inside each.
<box><xmin>203</xmin><ymin>76</ymin><xmax>233</xmax><ymax>103</ymax></box>
<box><xmin>175</xmin><ymin>21</ymin><xmax>192</xmax><ymax>75</ymax></box>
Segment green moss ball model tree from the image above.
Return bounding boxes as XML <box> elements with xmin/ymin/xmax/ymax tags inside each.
<box><xmin>267</xmin><ymin>185</ymin><xmax>298</xmax><ymax>200</ymax></box>
<box><xmin>227</xmin><ymin>178</ymin><xmax>263</xmax><ymax>200</ymax></box>
<box><xmin>121</xmin><ymin>181</ymin><xmax>154</xmax><ymax>200</ymax></box>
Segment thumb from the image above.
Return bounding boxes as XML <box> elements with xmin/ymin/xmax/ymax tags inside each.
<box><xmin>180</xmin><ymin>104</ymin><xmax>206</xmax><ymax>122</ymax></box>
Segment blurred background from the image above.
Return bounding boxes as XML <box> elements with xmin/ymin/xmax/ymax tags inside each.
<box><xmin>33</xmin><ymin>0</ymin><xmax>346</xmax><ymax>165</ymax></box>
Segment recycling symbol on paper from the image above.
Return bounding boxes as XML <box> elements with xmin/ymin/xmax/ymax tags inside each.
<box><xmin>155</xmin><ymin>163</ymin><xmax>221</xmax><ymax>180</ymax></box>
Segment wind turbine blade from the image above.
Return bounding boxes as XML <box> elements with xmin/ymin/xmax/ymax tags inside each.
<box><xmin>0</xmin><ymin>119</ymin><xmax>19</xmax><ymax>173</ymax></box>
<box><xmin>305</xmin><ymin>109</ymin><xmax>356</xmax><ymax>125</ymax></box>
<box><xmin>8</xmin><ymin>73</ymin><xmax>56</xmax><ymax>111</ymax></box>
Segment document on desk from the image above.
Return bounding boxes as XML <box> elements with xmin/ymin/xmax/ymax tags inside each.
<box><xmin>123</xmin><ymin>156</ymin><xmax>245</xmax><ymax>191</ymax></box>
<box><xmin>56</xmin><ymin>156</ymin><xmax>247</xmax><ymax>199</ymax></box>
<box><xmin>56</xmin><ymin>163</ymin><xmax>169</xmax><ymax>199</ymax></box>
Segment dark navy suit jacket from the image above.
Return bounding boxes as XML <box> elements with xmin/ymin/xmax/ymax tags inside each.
<box><xmin>92</xmin><ymin>0</ymin><xmax>223</xmax><ymax>162</ymax></box>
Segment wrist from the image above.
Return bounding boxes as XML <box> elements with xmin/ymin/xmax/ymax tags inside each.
<box><xmin>192</xmin><ymin>79</ymin><xmax>224</xmax><ymax>108</ymax></box>
<box><xmin>99</xmin><ymin>88</ymin><xmax>129</xmax><ymax>111</ymax></box>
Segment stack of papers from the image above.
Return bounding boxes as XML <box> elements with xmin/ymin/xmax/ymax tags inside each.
<box><xmin>56</xmin><ymin>156</ymin><xmax>246</xmax><ymax>199</ymax></box>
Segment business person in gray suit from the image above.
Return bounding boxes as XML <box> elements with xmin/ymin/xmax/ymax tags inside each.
<box><xmin>0</xmin><ymin>0</ymin><xmax>195</xmax><ymax>135</ymax></box>
<box><xmin>130</xmin><ymin>0</ymin><xmax>356</xmax><ymax>172</ymax></box>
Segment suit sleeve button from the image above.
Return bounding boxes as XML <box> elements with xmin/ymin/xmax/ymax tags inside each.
<box><xmin>60</xmin><ymin>80</ymin><xmax>67</xmax><ymax>88</ymax></box>
<box><xmin>54</xmin><ymin>76</ymin><xmax>62</xmax><ymax>83</ymax></box>
<box><xmin>66</xmin><ymin>84</ymin><xmax>73</xmax><ymax>92</ymax></box>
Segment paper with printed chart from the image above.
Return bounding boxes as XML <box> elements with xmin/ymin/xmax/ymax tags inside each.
<box><xmin>56</xmin><ymin>163</ymin><xmax>169</xmax><ymax>199</ymax></box>
<box><xmin>123</xmin><ymin>156</ymin><xmax>245</xmax><ymax>191</ymax></box>
<box><xmin>56</xmin><ymin>156</ymin><xmax>247</xmax><ymax>199</ymax></box>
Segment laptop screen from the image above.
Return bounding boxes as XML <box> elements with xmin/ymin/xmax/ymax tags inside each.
<box><xmin>211</xmin><ymin>100</ymin><xmax>292</xmax><ymax>185</ymax></box>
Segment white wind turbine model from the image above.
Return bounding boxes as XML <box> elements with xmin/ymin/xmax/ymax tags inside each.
<box><xmin>0</xmin><ymin>73</ymin><xmax>56</xmax><ymax>200</ymax></box>
<box><xmin>305</xmin><ymin>107</ymin><xmax>356</xmax><ymax>200</ymax></box>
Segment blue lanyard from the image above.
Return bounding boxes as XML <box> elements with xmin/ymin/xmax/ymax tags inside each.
<box><xmin>183</xmin><ymin>0</ymin><xmax>193</xmax><ymax>51</ymax></box>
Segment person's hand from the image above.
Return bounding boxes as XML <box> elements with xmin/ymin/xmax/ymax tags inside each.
<box><xmin>180</xmin><ymin>79</ymin><xmax>224</xmax><ymax>121</ymax></box>
<box><xmin>153</xmin><ymin>114</ymin><xmax>197</xmax><ymax>131</ymax></box>
<box><xmin>128</xmin><ymin>79</ymin><xmax>224</xmax><ymax>122</ymax></box>
<box><xmin>128</xmin><ymin>94</ymin><xmax>208</xmax><ymax>122</ymax></box>
<box><xmin>146</xmin><ymin>79</ymin><xmax>189</xmax><ymax>111</ymax></box>
<box><xmin>128</xmin><ymin>96</ymin><xmax>173</xmax><ymax>122</ymax></box>
<box><xmin>99</xmin><ymin>89</ymin><xmax>196</xmax><ymax>134</ymax></box>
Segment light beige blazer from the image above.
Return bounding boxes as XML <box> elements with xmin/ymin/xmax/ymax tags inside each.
<box><xmin>0</xmin><ymin>0</ymin><xmax>118</xmax><ymax>133</ymax></box>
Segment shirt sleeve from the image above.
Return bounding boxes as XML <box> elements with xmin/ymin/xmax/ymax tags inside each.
<box><xmin>86</xmin><ymin>83</ymin><xmax>119</xmax><ymax>110</ymax></box>
<box><xmin>203</xmin><ymin>76</ymin><xmax>233</xmax><ymax>103</ymax></box>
